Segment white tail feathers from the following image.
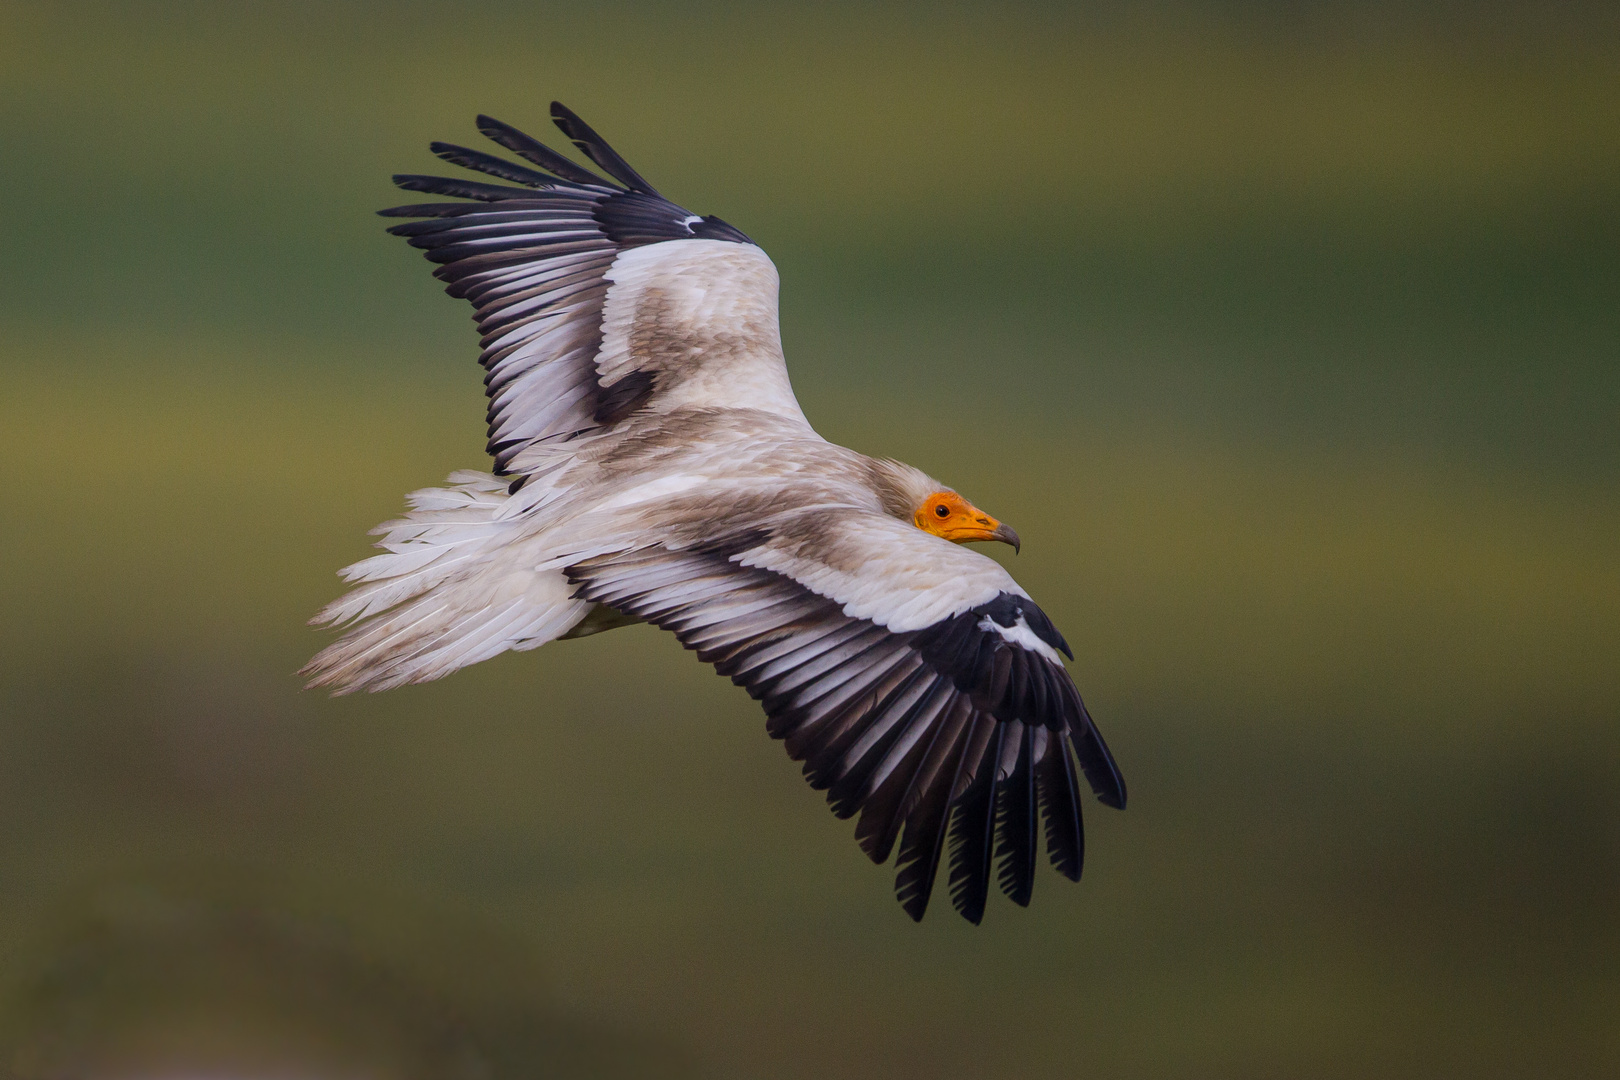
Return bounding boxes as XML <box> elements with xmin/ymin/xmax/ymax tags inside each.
<box><xmin>302</xmin><ymin>471</ymin><xmax>590</xmax><ymax>694</ymax></box>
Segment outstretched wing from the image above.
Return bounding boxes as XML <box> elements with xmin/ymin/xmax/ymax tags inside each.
<box><xmin>384</xmin><ymin>104</ymin><xmax>806</xmax><ymax>478</ymax></box>
<box><xmin>565</xmin><ymin>516</ymin><xmax>1126</xmax><ymax>923</ymax></box>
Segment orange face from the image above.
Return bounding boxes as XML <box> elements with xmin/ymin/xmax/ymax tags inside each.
<box><xmin>913</xmin><ymin>491</ymin><xmax>1021</xmax><ymax>552</ymax></box>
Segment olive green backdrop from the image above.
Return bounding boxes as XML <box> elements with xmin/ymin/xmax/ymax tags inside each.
<box><xmin>1</xmin><ymin>2</ymin><xmax>1616</xmax><ymax>1077</ymax></box>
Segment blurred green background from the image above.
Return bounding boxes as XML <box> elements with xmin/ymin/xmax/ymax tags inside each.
<box><xmin>1</xmin><ymin>1</ymin><xmax>1617</xmax><ymax>1077</ymax></box>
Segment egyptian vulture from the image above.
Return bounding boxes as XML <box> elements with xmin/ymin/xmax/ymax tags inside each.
<box><xmin>304</xmin><ymin>104</ymin><xmax>1125</xmax><ymax>922</ymax></box>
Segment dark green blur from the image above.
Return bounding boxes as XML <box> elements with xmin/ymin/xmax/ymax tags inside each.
<box><xmin>1</xmin><ymin>2</ymin><xmax>1616</xmax><ymax>1077</ymax></box>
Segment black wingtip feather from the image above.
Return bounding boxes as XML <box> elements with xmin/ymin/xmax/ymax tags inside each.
<box><xmin>1037</xmin><ymin>733</ymin><xmax>1086</xmax><ymax>882</ymax></box>
<box><xmin>428</xmin><ymin>142</ymin><xmax>558</xmax><ymax>188</ymax></box>
<box><xmin>947</xmin><ymin>721</ymin><xmax>1002</xmax><ymax>924</ymax></box>
<box><xmin>893</xmin><ymin>701</ymin><xmax>974</xmax><ymax>920</ymax></box>
<box><xmin>476</xmin><ymin>114</ymin><xmax>618</xmax><ymax>189</ymax></box>
<box><xmin>391</xmin><ymin>174</ymin><xmax>536</xmax><ymax>202</ymax></box>
<box><xmin>996</xmin><ymin>723</ymin><xmax>1038</xmax><ymax>906</ymax></box>
<box><xmin>1066</xmin><ymin>686</ymin><xmax>1127</xmax><ymax>810</ymax></box>
<box><xmin>550</xmin><ymin>101</ymin><xmax>661</xmax><ymax>196</ymax></box>
<box><xmin>378</xmin><ymin>201</ymin><xmax>492</xmax><ymax>219</ymax></box>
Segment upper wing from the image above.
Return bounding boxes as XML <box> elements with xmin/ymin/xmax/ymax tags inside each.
<box><xmin>565</xmin><ymin>515</ymin><xmax>1126</xmax><ymax>923</ymax></box>
<box><xmin>383</xmin><ymin>104</ymin><xmax>806</xmax><ymax>477</ymax></box>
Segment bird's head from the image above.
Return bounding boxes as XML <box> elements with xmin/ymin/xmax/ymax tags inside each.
<box><xmin>913</xmin><ymin>490</ymin><xmax>1021</xmax><ymax>553</ymax></box>
<box><xmin>869</xmin><ymin>459</ymin><xmax>1021</xmax><ymax>553</ymax></box>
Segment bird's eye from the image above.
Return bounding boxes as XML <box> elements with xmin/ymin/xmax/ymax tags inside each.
<box><xmin>934</xmin><ymin>504</ymin><xmax>950</xmax><ymax>518</ymax></box>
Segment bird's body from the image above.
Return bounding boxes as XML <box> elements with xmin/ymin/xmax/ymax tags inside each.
<box><xmin>305</xmin><ymin>105</ymin><xmax>1124</xmax><ymax>922</ymax></box>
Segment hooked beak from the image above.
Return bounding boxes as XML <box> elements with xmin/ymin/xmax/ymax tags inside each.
<box><xmin>990</xmin><ymin>521</ymin><xmax>1021</xmax><ymax>554</ymax></box>
<box><xmin>942</xmin><ymin>514</ymin><xmax>1022</xmax><ymax>553</ymax></box>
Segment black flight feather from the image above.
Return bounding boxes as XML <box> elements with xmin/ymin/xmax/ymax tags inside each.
<box><xmin>996</xmin><ymin>722</ymin><xmax>1038</xmax><ymax>906</ymax></box>
<box><xmin>377</xmin><ymin>201</ymin><xmax>499</xmax><ymax>219</ymax></box>
<box><xmin>391</xmin><ymin>174</ymin><xmax>536</xmax><ymax>202</ymax></box>
<box><xmin>429</xmin><ymin>142</ymin><xmax>559</xmax><ymax>188</ymax></box>
<box><xmin>396</xmin><ymin>213</ymin><xmax>594</xmax><ymax>249</ymax></box>
<box><xmin>894</xmin><ymin>702</ymin><xmax>965</xmax><ymax>919</ymax></box>
<box><xmin>1037</xmin><ymin>734</ymin><xmax>1086</xmax><ymax>882</ymax></box>
<box><xmin>384</xmin><ymin>201</ymin><xmax>601</xmax><ymax>235</ymax></box>
<box><xmin>855</xmin><ymin>683</ymin><xmax>961</xmax><ymax>867</ymax></box>
<box><xmin>1066</xmin><ymin>686</ymin><xmax>1128</xmax><ymax>810</ymax></box>
<box><xmin>852</xmin><ymin>714</ymin><xmax>937</xmax><ymax>866</ymax></box>
<box><xmin>785</xmin><ymin>657</ymin><xmax>911</xmax><ymax>767</ymax></box>
<box><xmin>476</xmin><ymin>114</ymin><xmax>619</xmax><ymax>189</ymax></box>
<box><xmin>894</xmin><ymin>699</ymin><xmax>974</xmax><ymax>921</ymax></box>
<box><xmin>550</xmin><ymin>101</ymin><xmax>662</xmax><ymax>196</ymax></box>
<box><xmin>821</xmin><ymin>670</ymin><xmax>937</xmax><ymax>812</ymax></box>
<box><xmin>948</xmin><ymin>720</ymin><xmax>1004</xmax><ymax>924</ymax></box>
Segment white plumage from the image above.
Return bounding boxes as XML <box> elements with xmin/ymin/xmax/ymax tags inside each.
<box><xmin>304</xmin><ymin>104</ymin><xmax>1124</xmax><ymax>922</ymax></box>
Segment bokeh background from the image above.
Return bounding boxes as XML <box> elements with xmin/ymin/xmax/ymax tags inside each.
<box><xmin>2</xmin><ymin>1</ymin><xmax>1617</xmax><ymax>1077</ymax></box>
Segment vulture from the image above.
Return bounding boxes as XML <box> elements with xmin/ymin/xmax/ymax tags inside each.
<box><xmin>304</xmin><ymin>104</ymin><xmax>1126</xmax><ymax>923</ymax></box>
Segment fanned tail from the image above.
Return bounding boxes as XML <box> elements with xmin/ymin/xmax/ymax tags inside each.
<box><xmin>301</xmin><ymin>472</ymin><xmax>589</xmax><ymax>694</ymax></box>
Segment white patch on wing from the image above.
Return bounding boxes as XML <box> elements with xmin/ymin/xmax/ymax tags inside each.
<box><xmin>735</xmin><ymin>513</ymin><xmax>1023</xmax><ymax>633</ymax></box>
<box><xmin>978</xmin><ymin>613</ymin><xmax>1067</xmax><ymax>666</ymax></box>
<box><xmin>597</xmin><ymin>240</ymin><xmax>809</xmax><ymax>423</ymax></box>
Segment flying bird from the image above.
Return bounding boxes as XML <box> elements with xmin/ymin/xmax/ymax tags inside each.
<box><xmin>303</xmin><ymin>104</ymin><xmax>1125</xmax><ymax>922</ymax></box>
